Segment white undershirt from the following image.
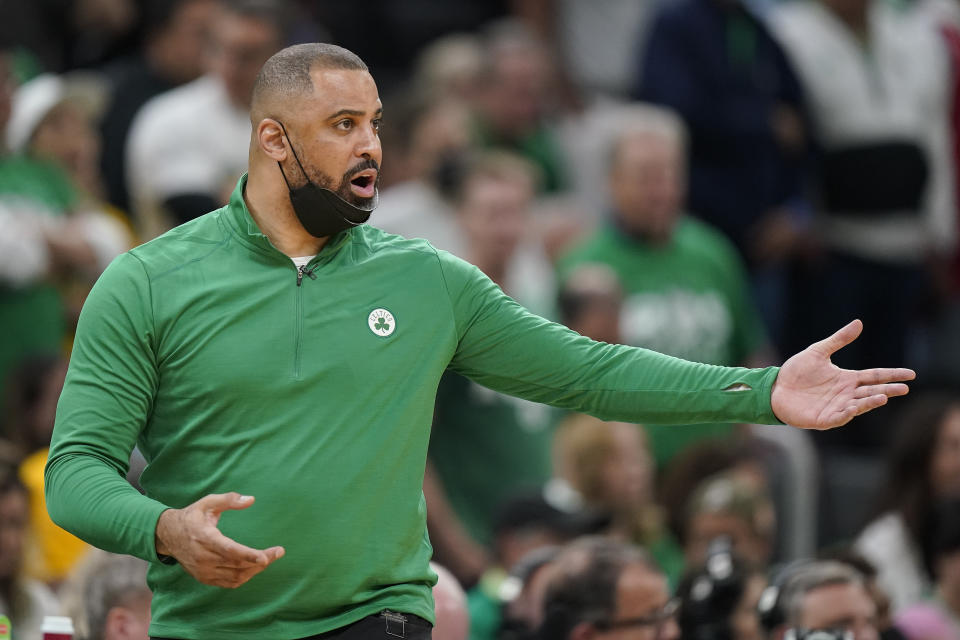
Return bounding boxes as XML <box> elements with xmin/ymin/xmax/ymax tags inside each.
<box><xmin>291</xmin><ymin>255</ymin><xmax>316</xmax><ymax>269</ymax></box>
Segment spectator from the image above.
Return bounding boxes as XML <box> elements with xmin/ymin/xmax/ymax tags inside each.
<box><xmin>410</xmin><ymin>33</ymin><xmax>484</xmax><ymax>105</ymax></box>
<box><xmin>431</xmin><ymin>563</ymin><xmax>470</xmax><ymax>640</ymax></box>
<box><xmin>466</xmin><ymin>494</ymin><xmax>607</xmax><ymax>640</ymax></box>
<box><xmin>557</xmin><ymin>105</ymin><xmax>772</xmax><ymax>467</ymax></box>
<box><xmin>551</xmin><ymin>413</ymin><xmax>685</xmax><ymax>586</ymax></box>
<box><xmin>425</xmin><ymin>151</ymin><xmax>557</xmax><ymax>585</ymax></box>
<box><xmin>894</xmin><ymin>499</ymin><xmax>960</xmax><ymax>640</ymax></box>
<box><xmin>538</xmin><ymin>536</ymin><xmax>680</xmax><ymax>640</ymax></box>
<box><xmin>771</xmin><ymin>0</ymin><xmax>955</xmax><ymax>387</ymax></box>
<box><xmin>676</xmin><ymin>539</ymin><xmax>767</xmax><ymax>640</ymax></box>
<box><xmin>99</xmin><ymin>0</ymin><xmax>219</xmax><ymax>213</ymax></box>
<box><xmin>61</xmin><ymin>550</ymin><xmax>151</xmax><ymax>640</ymax></box>
<box><xmin>515</xmin><ymin>0</ymin><xmax>659</xmax><ymax>102</ymax></box>
<box><xmin>126</xmin><ymin>0</ymin><xmax>286</xmax><ymax>238</ymax></box>
<box><xmin>658</xmin><ymin>438</ymin><xmax>769</xmax><ymax>545</ymax></box>
<box><xmin>821</xmin><ymin>549</ymin><xmax>908</xmax><ymax>640</ymax></box>
<box><xmin>635</xmin><ymin>0</ymin><xmax>810</xmax><ymax>342</ymax></box>
<box><xmin>470</xmin><ymin>20</ymin><xmax>567</xmax><ymax>193</ymax></box>
<box><xmin>856</xmin><ymin>393</ymin><xmax>960</xmax><ymax>613</ymax></box>
<box><xmin>0</xmin><ymin>464</ymin><xmax>58</xmax><ymax>640</ymax></box>
<box><xmin>373</xmin><ymin>90</ymin><xmax>473</xmax><ymax>244</ymax></box>
<box><xmin>779</xmin><ymin>561</ymin><xmax>880</xmax><ymax>640</ymax></box>
<box><xmin>0</xmin><ymin>62</ymin><xmax>126</xmax><ymax>418</ymax></box>
<box><xmin>499</xmin><ymin>546</ymin><xmax>561</xmax><ymax>640</ymax></box>
<box><xmin>4</xmin><ymin>355</ymin><xmax>90</xmax><ymax>587</ymax></box>
<box><xmin>684</xmin><ymin>470</ymin><xmax>776</xmax><ymax>569</ymax></box>
<box><xmin>555</xmin><ymin>263</ymin><xmax>623</xmax><ymax>345</ymax></box>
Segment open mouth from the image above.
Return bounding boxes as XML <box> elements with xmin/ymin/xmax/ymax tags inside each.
<box><xmin>349</xmin><ymin>170</ymin><xmax>377</xmax><ymax>197</ymax></box>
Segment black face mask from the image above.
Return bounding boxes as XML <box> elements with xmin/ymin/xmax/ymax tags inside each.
<box><xmin>276</xmin><ymin>121</ymin><xmax>379</xmax><ymax>238</ymax></box>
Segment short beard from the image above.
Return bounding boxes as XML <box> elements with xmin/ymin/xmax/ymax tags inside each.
<box><xmin>306</xmin><ymin>159</ymin><xmax>380</xmax><ymax>208</ymax></box>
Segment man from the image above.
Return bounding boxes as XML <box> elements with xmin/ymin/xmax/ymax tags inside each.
<box><xmin>779</xmin><ymin>561</ymin><xmax>881</xmax><ymax>640</ymax></box>
<box><xmin>426</xmin><ymin>151</ymin><xmax>555</xmax><ymax>585</ymax></box>
<box><xmin>636</xmin><ymin>0</ymin><xmax>809</xmax><ymax>341</ymax></box>
<box><xmin>683</xmin><ymin>470</ymin><xmax>776</xmax><ymax>568</ymax></box>
<box><xmin>537</xmin><ymin>536</ymin><xmax>681</xmax><ymax>640</ymax></box>
<box><xmin>558</xmin><ymin>105</ymin><xmax>773</xmax><ymax>467</ymax></box>
<box><xmin>99</xmin><ymin>0</ymin><xmax>218</xmax><ymax>214</ymax></box>
<box><xmin>64</xmin><ymin>550</ymin><xmax>152</xmax><ymax>640</ymax></box>
<box><xmin>46</xmin><ymin>43</ymin><xmax>913</xmax><ymax>639</ymax></box>
<box><xmin>125</xmin><ymin>0</ymin><xmax>285</xmax><ymax>238</ymax></box>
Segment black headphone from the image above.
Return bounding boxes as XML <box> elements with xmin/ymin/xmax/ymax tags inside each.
<box><xmin>757</xmin><ymin>560</ymin><xmax>810</xmax><ymax>634</ymax></box>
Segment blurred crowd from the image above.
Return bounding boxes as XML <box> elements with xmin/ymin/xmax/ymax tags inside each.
<box><xmin>1</xmin><ymin>0</ymin><xmax>959</xmax><ymax>638</ymax></box>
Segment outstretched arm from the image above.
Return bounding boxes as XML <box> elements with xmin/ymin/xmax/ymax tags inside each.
<box><xmin>771</xmin><ymin>319</ymin><xmax>915</xmax><ymax>429</ymax></box>
<box><xmin>439</xmin><ymin>251</ymin><xmax>912</xmax><ymax>429</ymax></box>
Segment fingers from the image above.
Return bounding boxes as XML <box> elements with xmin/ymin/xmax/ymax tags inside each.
<box><xmin>206</xmin><ymin>528</ymin><xmax>284</xmax><ymax>568</ymax></box>
<box><xmin>854</xmin><ymin>383</ymin><xmax>910</xmax><ymax>399</ymax></box>
<box><xmin>206</xmin><ymin>564</ymin><xmax>270</xmax><ymax>589</ymax></box>
<box><xmin>198</xmin><ymin>492</ymin><xmax>256</xmax><ymax>515</ymax></box>
<box><xmin>813</xmin><ymin>319</ymin><xmax>863</xmax><ymax>356</ymax></box>
<box><xmin>854</xmin><ymin>394</ymin><xmax>888</xmax><ymax>416</ymax></box>
<box><xmin>856</xmin><ymin>368</ymin><xmax>917</xmax><ymax>385</ymax></box>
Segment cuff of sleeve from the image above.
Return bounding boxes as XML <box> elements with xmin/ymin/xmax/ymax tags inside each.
<box><xmin>758</xmin><ymin>366</ymin><xmax>785</xmax><ymax>425</ymax></box>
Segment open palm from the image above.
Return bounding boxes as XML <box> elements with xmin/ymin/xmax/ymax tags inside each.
<box><xmin>771</xmin><ymin>320</ymin><xmax>916</xmax><ymax>430</ymax></box>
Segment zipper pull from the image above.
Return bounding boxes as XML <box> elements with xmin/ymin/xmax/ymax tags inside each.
<box><xmin>296</xmin><ymin>264</ymin><xmax>318</xmax><ymax>287</ymax></box>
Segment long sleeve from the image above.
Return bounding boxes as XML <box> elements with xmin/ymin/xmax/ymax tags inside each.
<box><xmin>438</xmin><ymin>251</ymin><xmax>781</xmax><ymax>425</ymax></box>
<box><xmin>45</xmin><ymin>252</ymin><xmax>169</xmax><ymax>563</ymax></box>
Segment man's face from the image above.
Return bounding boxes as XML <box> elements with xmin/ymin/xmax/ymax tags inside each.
<box><xmin>799</xmin><ymin>583</ymin><xmax>879</xmax><ymax>640</ymax></box>
<box><xmin>458</xmin><ymin>174</ymin><xmax>532</xmax><ymax>267</ymax></box>
<box><xmin>590</xmin><ymin>564</ymin><xmax>679</xmax><ymax>640</ymax></box>
<box><xmin>480</xmin><ymin>44</ymin><xmax>552</xmax><ymax>138</ymax></box>
<box><xmin>157</xmin><ymin>0</ymin><xmax>217</xmax><ymax>83</ymax></box>
<box><xmin>206</xmin><ymin>10</ymin><xmax>281</xmax><ymax>107</ymax></box>
<box><xmin>608</xmin><ymin>132</ymin><xmax>683</xmax><ymax>244</ymax></box>
<box><xmin>279</xmin><ymin>68</ymin><xmax>383</xmax><ymax>207</ymax></box>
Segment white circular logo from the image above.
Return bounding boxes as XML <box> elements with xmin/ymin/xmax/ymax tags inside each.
<box><xmin>368</xmin><ymin>308</ymin><xmax>396</xmax><ymax>337</ymax></box>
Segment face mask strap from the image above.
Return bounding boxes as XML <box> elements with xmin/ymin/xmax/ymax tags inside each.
<box><xmin>275</xmin><ymin>120</ymin><xmax>311</xmax><ymax>189</ymax></box>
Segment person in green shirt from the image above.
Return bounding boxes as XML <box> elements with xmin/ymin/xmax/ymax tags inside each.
<box><xmin>46</xmin><ymin>43</ymin><xmax>914</xmax><ymax>640</ymax></box>
<box><xmin>558</xmin><ymin>104</ymin><xmax>774</xmax><ymax>468</ymax></box>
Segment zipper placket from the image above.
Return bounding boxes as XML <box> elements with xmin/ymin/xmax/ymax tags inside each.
<box><xmin>294</xmin><ymin>263</ymin><xmax>318</xmax><ymax>378</ymax></box>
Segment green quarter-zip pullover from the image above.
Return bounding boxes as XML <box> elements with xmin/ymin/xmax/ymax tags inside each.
<box><xmin>47</xmin><ymin>176</ymin><xmax>781</xmax><ymax>639</ymax></box>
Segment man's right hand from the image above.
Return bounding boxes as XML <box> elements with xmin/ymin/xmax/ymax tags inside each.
<box><xmin>155</xmin><ymin>492</ymin><xmax>285</xmax><ymax>588</ymax></box>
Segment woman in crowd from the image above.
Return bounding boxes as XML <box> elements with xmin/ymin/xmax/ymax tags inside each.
<box><xmin>551</xmin><ymin>413</ymin><xmax>684</xmax><ymax>586</ymax></box>
<box><xmin>856</xmin><ymin>393</ymin><xmax>960</xmax><ymax>613</ymax></box>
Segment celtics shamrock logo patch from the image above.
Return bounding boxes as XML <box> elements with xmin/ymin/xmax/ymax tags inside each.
<box><xmin>368</xmin><ymin>308</ymin><xmax>396</xmax><ymax>337</ymax></box>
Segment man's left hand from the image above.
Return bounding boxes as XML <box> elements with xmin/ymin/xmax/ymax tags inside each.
<box><xmin>771</xmin><ymin>319</ymin><xmax>915</xmax><ymax>430</ymax></box>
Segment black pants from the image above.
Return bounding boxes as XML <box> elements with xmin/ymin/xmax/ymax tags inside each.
<box><xmin>152</xmin><ymin>611</ymin><xmax>433</xmax><ymax>639</ymax></box>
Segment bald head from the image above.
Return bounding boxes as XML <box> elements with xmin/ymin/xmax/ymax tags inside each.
<box><xmin>250</xmin><ymin>43</ymin><xmax>368</xmax><ymax>122</ymax></box>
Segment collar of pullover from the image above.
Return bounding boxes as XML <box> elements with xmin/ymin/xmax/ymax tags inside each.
<box><xmin>222</xmin><ymin>174</ymin><xmax>354</xmax><ymax>262</ymax></box>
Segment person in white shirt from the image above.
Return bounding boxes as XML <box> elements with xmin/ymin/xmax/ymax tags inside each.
<box><xmin>126</xmin><ymin>0</ymin><xmax>285</xmax><ymax>239</ymax></box>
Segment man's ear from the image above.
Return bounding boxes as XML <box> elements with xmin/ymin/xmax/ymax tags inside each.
<box><xmin>104</xmin><ymin>606</ymin><xmax>131</xmax><ymax>639</ymax></box>
<box><xmin>258</xmin><ymin>118</ymin><xmax>287</xmax><ymax>161</ymax></box>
